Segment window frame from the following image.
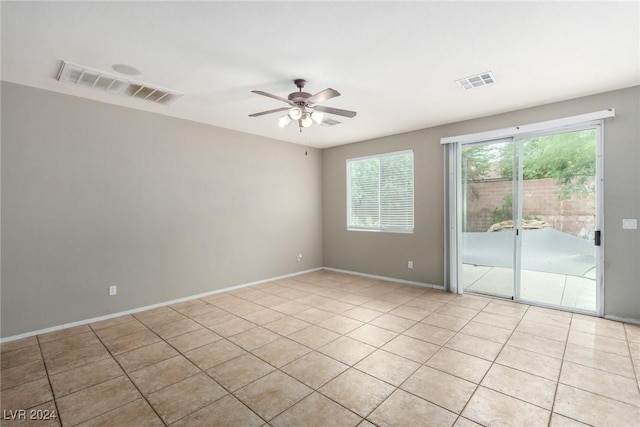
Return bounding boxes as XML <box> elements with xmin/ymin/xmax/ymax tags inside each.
<box><xmin>346</xmin><ymin>149</ymin><xmax>415</xmax><ymax>234</ymax></box>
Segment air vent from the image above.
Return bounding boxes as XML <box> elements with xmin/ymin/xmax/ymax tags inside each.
<box><xmin>456</xmin><ymin>71</ymin><xmax>496</xmax><ymax>90</ymax></box>
<box><xmin>56</xmin><ymin>61</ymin><xmax>183</xmax><ymax>105</ymax></box>
<box><xmin>320</xmin><ymin>118</ymin><xmax>341</xmax><ymax>127</ymax></box>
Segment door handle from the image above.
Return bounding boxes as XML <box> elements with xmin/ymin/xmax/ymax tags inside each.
<box><xmin>594</xmin><ymin>230</ymin><xmax>601</xmax><ymax>246</ymax></box>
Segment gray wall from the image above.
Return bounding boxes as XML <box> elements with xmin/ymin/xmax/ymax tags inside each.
<box><xmin>3</xmin><ymin>83</ymin><xmax>638</xmax><ymax>338</ymax></box>
<box><xmin>1</xmin><ymin>82</ymin><xmax>323</xmax><ymax>338</ymax></box>
<box><xmin>323</xmin><ymin>86</ymin><xmax>639</xmax><ymax>321</ymax></box>
<box><xmin>323</xmin><ymin>130</ymin><xmax>445</xmax><ymax>286</ymax></box>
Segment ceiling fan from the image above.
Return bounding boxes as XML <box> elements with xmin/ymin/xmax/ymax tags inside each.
<box><xmin>249</xmin><ymin>79</ymin><xmax>357</xmax><ymax>131</ymax></box>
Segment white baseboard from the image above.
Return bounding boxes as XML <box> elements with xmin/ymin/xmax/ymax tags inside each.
<box><xmin>322</xmin><ymin>267</ymin><xmax>445</xmax><ymax>290</ymax></box>
<box><xmin>0</xmin><ymin>267</ymin><xmax>323</xmax><ymax>344</ymax></box>
<box><xmin>605</xmin><ymin>314</ymin><xmax>640</xmax><ymax>326</ymax></box>
<box><xmin>4</xmin><ymin>265</ymin><xmax>638</xmax><ymax>344</ymax></box>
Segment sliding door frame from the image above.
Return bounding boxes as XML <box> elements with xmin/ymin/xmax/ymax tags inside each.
<box><xmin>443</xmin><ymin>110</ymin><xmax>612</xmax><ymax>316</ymax></box>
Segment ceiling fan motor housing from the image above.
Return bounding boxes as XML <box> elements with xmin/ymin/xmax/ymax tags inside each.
<box><xmin>289</xmin><ymin>78</ymin><xmax>312</xmax><ymax>105</ymax></box>
<box><xmin>288</xmin><ymin>91</ymin><xmax>312</xmax><ymax>105</ymax></box>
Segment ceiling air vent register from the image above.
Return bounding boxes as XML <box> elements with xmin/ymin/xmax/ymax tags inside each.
<box><xmin>456</xmin><ymin>72</ymin><xmax>496</xmax><ymax>90</ymax></box>
<box><xmin>320</xmin><ymin>118</ymin><xmax>341</xmax><ymax>127</ymax></box>
<box><xmin>56</xmin><ymin>61</ymin><xmax>183</xmax><ymax>105</ymax></box>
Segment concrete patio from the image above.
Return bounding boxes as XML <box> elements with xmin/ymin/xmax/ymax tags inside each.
<box><xmin>463</xmin><ymin>264</ymin><xmax>596</xmax><ymax>312</ymax></box>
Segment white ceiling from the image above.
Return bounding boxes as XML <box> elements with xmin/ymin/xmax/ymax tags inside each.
<box><xmin>2</xmin><ymin>1</ymin><xmax>638</xmax><ymax>149</ymax></box>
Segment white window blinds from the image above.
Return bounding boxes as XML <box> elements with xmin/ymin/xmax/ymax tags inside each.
<box><xmin>347</xmin><ymin>150</ymin><xmax>414</xmax><ymax>233</ymax></box>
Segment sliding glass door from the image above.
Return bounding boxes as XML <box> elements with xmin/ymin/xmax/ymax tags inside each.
<box><xmin>461</xmin><ymin>139</ymin><xmax>515</xmax><ymax>299</ymax></box>
<box><xmin>517</xmin><ymin>129</ymin><xmax>599</xmax><ymax>311</ymax></box>
<box><xmin>456</xmin><ymin>127</ymin><xmax>601</xmax><ymax>313</ymax></box>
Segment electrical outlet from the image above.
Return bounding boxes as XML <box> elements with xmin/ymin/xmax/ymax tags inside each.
<box><xmin>408</xmin><ymin>261</ymin><xmax>413</xmax><ymax>269</ymax></box>
<box><xmin>622</xmin><ymin>218</ymin><xmax>637</xmax><ymax>230</ymax></box>
<box><xmin>108</xmin><ymin>285</ymin><xmax>117</xmax><ymax>296</ymax></box>
<box><xmin>296</xmin><ymin>253</ymin><xmax>303</xmax><ymax>262</ymax></box>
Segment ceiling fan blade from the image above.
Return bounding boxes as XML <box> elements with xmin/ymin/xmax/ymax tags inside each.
<box><xmin>248</xmin><ymin>107</ymin><xmax>290</xmax><ymax>117</ymax></box>
<box><xmin>307</xmin><ymin>88</ymin><xmax>340</xmax><ymax>104</ymax></box>
<box><xmin>314</xmin><ymin>105</ymin><xmax>357</xmax><ymax>118</ymax></box>
<box><xmin>251</xmin><ymin>90</ymin><xmax>294</xmax><ymax>106</ymax></box>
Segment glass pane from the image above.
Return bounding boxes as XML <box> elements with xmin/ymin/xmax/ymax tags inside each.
<box><xmin>348</xmin><ymin>151</ymin><xmax>414</xmax><ymax>232</ymax></box>
<box><xmin>518</xmin><ymin>129</ymin><xmax>597</xmax><ymax>311</ymax></box>
<box><xmin>380</xmin><ymin>152</ymin><xmax>414</xmax><ymax>231</ymax></box>
<box><xmin>461</xmin><ymin>141</ymin><xmax>514</xmax><ymax>298</ymax></box>
<box><xmin>348</xmin><ymin>158</ymin><xmax>380</xmax><ymax>228</ymax></box>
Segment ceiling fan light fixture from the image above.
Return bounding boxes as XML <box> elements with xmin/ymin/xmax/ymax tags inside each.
<box><xmin>289</xmin><ymin>106</ymin><xmax>303</xmax><ymax>120</ymax></box>
<box><xmin>249</xmin><ymin>79</ymin><xmax>357</xmax><ymax>132</ymax></box>
<box><xmin>278</xmin><ymin>114</ymin><xmax>292</xmax><ymax>127</ymax></box>
<box><xmin>311</xmin><ymin>110</ymin><xmax>324</xmax><ymax>124</ymax></box>
<box><xmin>301</xmin><ymin>113</ymin><xmax>313</xmax><ymax>128</ymax></box>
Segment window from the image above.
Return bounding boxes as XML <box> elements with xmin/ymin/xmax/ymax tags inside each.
<box><xmin>347</xmin><ymin>150</ymin><xmax>414</xmax><ymax>233</ymax></box>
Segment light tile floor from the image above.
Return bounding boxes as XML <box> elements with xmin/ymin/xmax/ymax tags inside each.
<box><xmin>1</xmin><ymin>270</ymin><xmax>639</xmax><ymax>426</ymax></box>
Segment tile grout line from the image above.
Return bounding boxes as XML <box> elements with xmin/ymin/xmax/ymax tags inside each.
<box><xmin>89</xmin><ymin>306</ymin><xmax>263</xmax><ymax>425</ymax></box>
<box><xmin>423</xmin><ymin>299</ymin><xmax>495</xmax><ymax>426</ymax></box>
<box><xmin>150</xmin><ymin>318</ymin><xmax>272</xmax><ymax>425</ymax></box>
<box><xmin>111</xmin><ymin>279</ymin><xmax>639</xmax><ymax>422</ymax></box>
<box><xmin>35</xmin><ymin>334</ymin><xmax>64</xmax><ymax>427</ymax></box>
<box><xmin>136</xmin><ymin>304</ymin><xmax>275</xmax><ymax>426</ymax></box>
<box><xmin>417</xmin><ymin>297</ymin><xmax>480</xmax><ymax>426</ymax></box>
<box><xmin>9</xmin><ymin>271</ymin><xmax>636</xmax><ymax>426</ymax></box>
<box><xmin>125</xmin><ymin>308</ymin><xmax>307</xmax><ymax>425</ymax></box>
<box><xmin>356</xmin><ymin>295</ymin><xmax>515</xmax><ymax>424</ymax></box>
<box><xmin>277</xmin><ymin>284</ymin><xmax>488</xmax><ymax>424</ymax></box>
<box><xmin>229</xmin><ymin>289</ymin><xmax>377</xmax><ymax>423</ymax></box>
<box><xmin>285</xmin><ymin>283</ymin><xmax>534</xmax><ymax>425</ymax></box>
<box><xmin>337</xmin><ymin>293</ymin><xmax>481</xmax><ymax>425</ymax></box>
<box><xmin>452</xmin><ymin>315</ymin><xmax>640</xmax><ymax>414</ymax></box>
<box><xmin>623</xmin><ymin>324</ymin><xmax>640</xmax><ymax>395</ymax></box>
<box><xmin>0</xmin><ymin>345</ymin><xmax>48</xmax><ymax>392</ymax></box>
<box><xmin>452</xmin><ymin>301</ymin><xmax>540</xmax><ymax>426</ymax></box>
<box><xmin>88</xmin><ymin>320</ymin><xmax>173</xmax><ymax>426</ymax></box>
<box><xmin>226</xmin><ymin>277</ymin><xmax>431</xmax><ymax>424</ymax></box>
<box><xmin>208</xmin><ymin>285</ymin><xmax>370</xmax><ymax>423</ymax></box>
<box><xmin>556</xmin><ymin>323</ymin><xmax>640</xmax><ymax>409</ymax></box>
<box><xmin>6</xmin><ymin>280</ymin><xmax>495</xmax><ymax>425</ymax></box>
<box><xmin>165</xmin><ymin>291</ymin><xmax>357</xmax><ymax>425</ymax></box>
<box><xmin>547</xmin><ymin>311</ymin><xmax>574</xmax><ymax>427</ymax></box>
<box><xmin>38</xmin><ymin>327</ymin><xmax>147</xmax><ymax>426</ymax></box>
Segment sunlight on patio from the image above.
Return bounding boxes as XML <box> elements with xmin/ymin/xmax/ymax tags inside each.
<box><xmin>463</xmin><ymin>264</ymin><xmax>596</xmax><ymax>311</ymax></box>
